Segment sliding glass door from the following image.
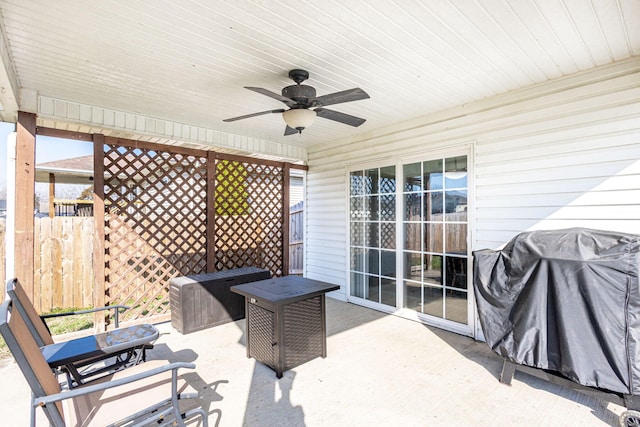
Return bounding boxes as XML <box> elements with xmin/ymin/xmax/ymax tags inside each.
<box><xmin>402</xmin><ymin>156</ymin><xmax>469</xmax><ymax>324</ymax></box>
<box><xmin>349</xmin><ymin>166</ymin><xmax>397</xmax><ymax>307</ymax></box>
<box><xmin>348</xmin><ymin>153</ymin><xmax>470</xmax><ymax>331</ymax></box>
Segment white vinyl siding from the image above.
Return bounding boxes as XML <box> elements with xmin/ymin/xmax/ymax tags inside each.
<box><xmin>38</xmin><ymin>96</ymin><xmax>308</xmax><ymax>163</ymax></box>
<box><xmin>304</xmin><ymin>58</ymin><xmax>640</xmax><ymax>317</ymax></box>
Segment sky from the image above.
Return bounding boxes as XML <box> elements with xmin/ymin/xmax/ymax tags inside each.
<box><xmin>0</xmin><ymin>121</ymin><xmax>93</xmax><ymax>193</ymax></box>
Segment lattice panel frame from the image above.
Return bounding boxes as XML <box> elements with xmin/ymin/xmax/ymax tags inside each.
<box><xmin>98</xmin><ymin>141</ymin><xmax>289</xmax><ymax>323</ymax></box>
<box><xmin>103</xmin><ymin>144</ymin><xmax>208</xmax><ymax>321</ymax></box>
<box><xmin>214</xmin><ymin>160</ymin><xmax>285</xmax><ymax>276</ymax></box>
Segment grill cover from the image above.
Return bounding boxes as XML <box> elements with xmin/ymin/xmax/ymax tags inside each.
<box><xmin>473</xmin><ymin>228</ymin><xmax>640</xmax><ymax>394</ymax></box>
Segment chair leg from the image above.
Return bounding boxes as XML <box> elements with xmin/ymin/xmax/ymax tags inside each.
<box><xmin>29</xmin><ymin>392</ymin><xmax>36</xmax><ymax>427</ymax></box>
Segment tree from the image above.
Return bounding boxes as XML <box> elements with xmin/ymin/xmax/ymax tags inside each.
<box><xmin>78</xmin><ymin>185</ymin><xmax>94</xmax><ymax>200</ymax></box>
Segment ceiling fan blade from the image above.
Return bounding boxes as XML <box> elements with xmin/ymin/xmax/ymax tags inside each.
<box><xmin>284</xmin><ymin>125</ymin><xmax>298</xmax><ymax>136</ymax></box>
<box><xmin>312</xmin><ymin>88</ymin><xmax>369</xmax><ymax>107</ymax></box>
<box><xmin>245</xmin><ymin>87</ymin><xmax>295</xmax><ymax>106</ymax></box>
<box><xmin>223</xmin><ymin>109</ymin><xmax>285</xmax><ymax>122</ymax></box>
<box><xmin>315</xmin><ymin>108</ymin><xmax>366</xmax><ymax>127</ymax></box>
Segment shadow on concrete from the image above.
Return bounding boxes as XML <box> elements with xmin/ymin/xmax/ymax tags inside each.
<box><xmin>325</xmin><ymin>297</ymin><xmax>388</xmax><ymax>337</ymax></box>
<box><xmin>150</xmin><ymin>343</ymin><xmax>226</xmax><ymax>427</ymax></box>
<box><xmin>243</xmin><ymin>368</ymin><xmax>306</xmax><ymax>426</ymax></box>
<box><xmin>425</xmin><ymin>325</ymin><xmax>622</xmax><ymax>426</ymax></box>
<box><xmin>238</xmin><ymin>297</ymin><xmax>388</xmax><ymax>426</ymax></box>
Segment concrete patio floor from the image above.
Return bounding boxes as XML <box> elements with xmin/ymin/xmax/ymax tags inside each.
<box><xmin>0</xmin><ymin>298</ymin><xmax>629</xmax><ymax>426</ymax></box>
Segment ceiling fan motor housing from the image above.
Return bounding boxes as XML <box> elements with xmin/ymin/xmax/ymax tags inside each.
<box><xmin>223</xmin><ymin>67</ymin><xmax>368</xmax><ymax>134</ymax></box>
<box><xmin>282</xmin><ymin>85</ymin><xmax>316</xmax><ymax>107</ymax></box>
<box><xmin>288</xmin><ymin>69</ymin><xmax>309</xmax><ymax>84</ymax></box>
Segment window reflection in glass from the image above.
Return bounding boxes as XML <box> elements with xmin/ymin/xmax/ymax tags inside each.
<box><xmin>444</xmin><ymin>223</ymin><xmax>467</xmax><ymax>253</ymax></box>
<box><xmin>350</xmin><ymin>197</ymin><xmax>363</xmax><ymax>220</ymax></box>
<box><xmin>423</xmin><ymin>286</ymin><xmax>443</xmax><ymax>317</ymax></box>
<box><xmin>404</xmin><ymin>223</ymin><xmax>421</xmax><ymax>251</ymax></box>
<box><xmin>445</xmin><ymin>173</ymin><xmax>467</xmax><ymax>190</ymax></box>
<box><xmin>403</xmin><ymin>163</ymin><xmax>421</xmax><ymax>192</ymax></box>
<box><xmin>365</xmin><ymin>248</ymin><xmax>379</xmax><ymax>275</ymax></box>
<box><xmin>350</xmin><ymin>247</ymin><xmax>365</xmax><ymax>271</ymax></box>
<box><xmin>427</xmin><ymin>191</ymin><xmax>444</xmax><ymax>216</ymax></box>
<box><xmin>424</xmin><ymin>254</ymin><xmax>442</xmax><ymax>286</ymax></box>
<box><xmin>445</xmin><ymin>256</ymin><xmax>467</xmax><ymax>289</ymax></box>
<box><xmin>445</xmin><ymin>189</ymin><xmax>467</xmax><ymax>214</ymax></box>
<box><xmin>366</xmin><ymin>275</ymin><xmax>379</xmax><ymax>302</ymax></box>
<box><xmin>404</xmin><ymin>252</ymin><xmax>422</xmax><ymax>281</ymax></box>
<box><xmin>350</xmin><ymin>222</ymin><xmax>364</xmax><ymax>247</ymax></box>
<box><xmin>445</xmin><ymin>156</ymin><xmax>467</xmax><ymax>173</ymax></box>
<box><xmin>364</xmin><ymin>196</ymin><xmax>379</xmax><ymax>221</ymax></box>
<box><xmin>404</xmin><ymin>280</ymin><xmax>421</xmax><ymax>311</ymax></box>
<box><xmin>424</xmin><ymin>159</ymin><xmax>443</xmax><ymax>191</ymax></box>
<box><xmin>380</xmin><ymin>250</ymin><xmax>396</xmax><ymax>277</ymax></box>
<box><xmin>380</xmin><ymin>166</ymin><xmax>396</xmax><ymax>193</ymax></box>
<box><xmin>404</xmin><ymin>193</ymin><xmax>421</xmax><ymax>221</ymax></box>
<box><xmin>365</xmin><ymin>168</ymin><xmax>379</xmax><ymax>194</ymax></box>
<box><xmin>380</xmin><ymin>222</ymin><xmax>396</xmax><ymax>249</ymax></box>
<box><xmin>351</xmin><ymin>272</ymin><xmax>365</xmax><ymax>298</ymax></box>
<box><xmin>365</xmin><ymin>222</ymin><xmax>379</xmax><ymax>248</ymax></box>
<box><xmin>381</xmin><ymin>278</ymin><xmax>396</xmax><ymax>306</ymax></box>
<box><xmin>380</xmin><ymin>194</ymin><xmax>395</xmax><ymax>221</ymax></box>
<box><xmin>424</xmin><ymin>223</ymin><xmax>443</xmax><ymax>253</ymax></box>
<box><xmin>350</xmin><ymin>171</ymin><xmax>364</xmax><ymax>196</ymax></box>
<box><xmin>445</xmin><ymin>289</ymin><xmax>467</xmax><ymax>324</ymax></box>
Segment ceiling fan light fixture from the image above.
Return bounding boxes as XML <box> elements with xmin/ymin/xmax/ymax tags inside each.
<box><xmin>283</xmin><ymin>108</ymin><xmax>316</xmax><ymax>133</ymax></box>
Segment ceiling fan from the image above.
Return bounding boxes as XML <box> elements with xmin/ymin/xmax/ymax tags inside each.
<box><xmin>223</xmin><ymin>69</ymin><xmax>369</xmax><ymax>135</ymax></box>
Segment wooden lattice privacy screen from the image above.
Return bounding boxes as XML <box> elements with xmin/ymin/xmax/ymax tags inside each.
<box><xmin>213</xmin><ymin>160</ymin><xmax>284</xmax><ymax>276</ymax></box>
<box><xmin>97</xmin><ymin>138</ymin><xmax>292</xmax><ymax>322</ymax></box>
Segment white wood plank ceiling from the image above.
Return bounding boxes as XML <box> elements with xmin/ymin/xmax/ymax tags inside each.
<box><xmin>0</xmin><ymin>0</ymin><xmax>637</xmax><ymax>153</ymax></box>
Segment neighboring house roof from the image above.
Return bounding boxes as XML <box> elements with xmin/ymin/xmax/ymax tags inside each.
<box><xmin>37</xmin><ymin>155</ymin><xmax>94</xmax><ymax>171</ymax></box>
<box><xmin>36</xmin><ymin>155</ymin><xmax>94</xmax><ymax>185</ymax></box>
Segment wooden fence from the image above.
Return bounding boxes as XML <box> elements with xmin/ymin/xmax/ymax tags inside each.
<box><xmin>289</xmin><ymin>201</ymin><xmax>304</xmax><ymax>274</ymax></box>
<box><xmin>0</xmin><ymin>217</ymin><xmax>94</xmax><ymax>312</ymax></box>
<box><xmin>34</xmin><ymin>217</ymin><xmax>95</xmax><ymax>312</ymax></box>
<box><xmin>0</xmin><ymin>203</ymin><xmax>305</xmax><ymax>313</ymax></box>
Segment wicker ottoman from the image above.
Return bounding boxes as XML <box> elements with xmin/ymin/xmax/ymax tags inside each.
<box><xmin>169</xmin><ymin>267</ymin><xmax>271</xmax><ymax>334</ymax></box>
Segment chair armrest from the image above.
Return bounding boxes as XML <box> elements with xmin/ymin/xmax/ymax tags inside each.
<box><xmin>33</xmin><ymin>361</ymin><xmax>196</xmax><ymax>406</ymax></box>
<box><xmin>41</xmin><ymin>305</ymin><xmax>130</xmax><ymax>328</ymax></box>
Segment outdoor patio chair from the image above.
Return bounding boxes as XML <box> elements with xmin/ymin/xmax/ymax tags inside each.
<box><xmin>0</xmin><ymin>298</ymin><xmax>208</xmax><ymax>427</ymax></box>
<box><xmin>5</xmin><ymin>278</ymin><xmax>159</xmax><ymax>388</ymax></box>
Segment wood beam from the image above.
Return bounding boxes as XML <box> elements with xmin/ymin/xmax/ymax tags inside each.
<box><xmin>214</xmin><ymin>151</ymin><xmax>308</xmax><ymax>171</ymax></box>
<box><xmin>206</xmin><ymin>151</ymin><xmax>216</xmax><ymax>272</ymax></box>
<box><xmin>15</xmin><ymin>111</ymin><xmax>36</xmax><ymax>301</ymax></box>
<box><xmin>36</xmin><ymin>127</ymin><xmax>93</xmax><ymax>141</ymax></box>
<box><xmin>282</xmin><ymin>163</ymin><xmax>291</xmax><ymax>276</ymax></box>
<box><xmin>92</xmin><ymin>134</ymin><xmax>106</xmax><ymax>331</ymax></box>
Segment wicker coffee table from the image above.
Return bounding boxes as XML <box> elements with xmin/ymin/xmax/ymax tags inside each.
<box><xmin>231</xmin><ymin>276</ymin><xmax>339</xmax><ymax>378</ymax></box>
